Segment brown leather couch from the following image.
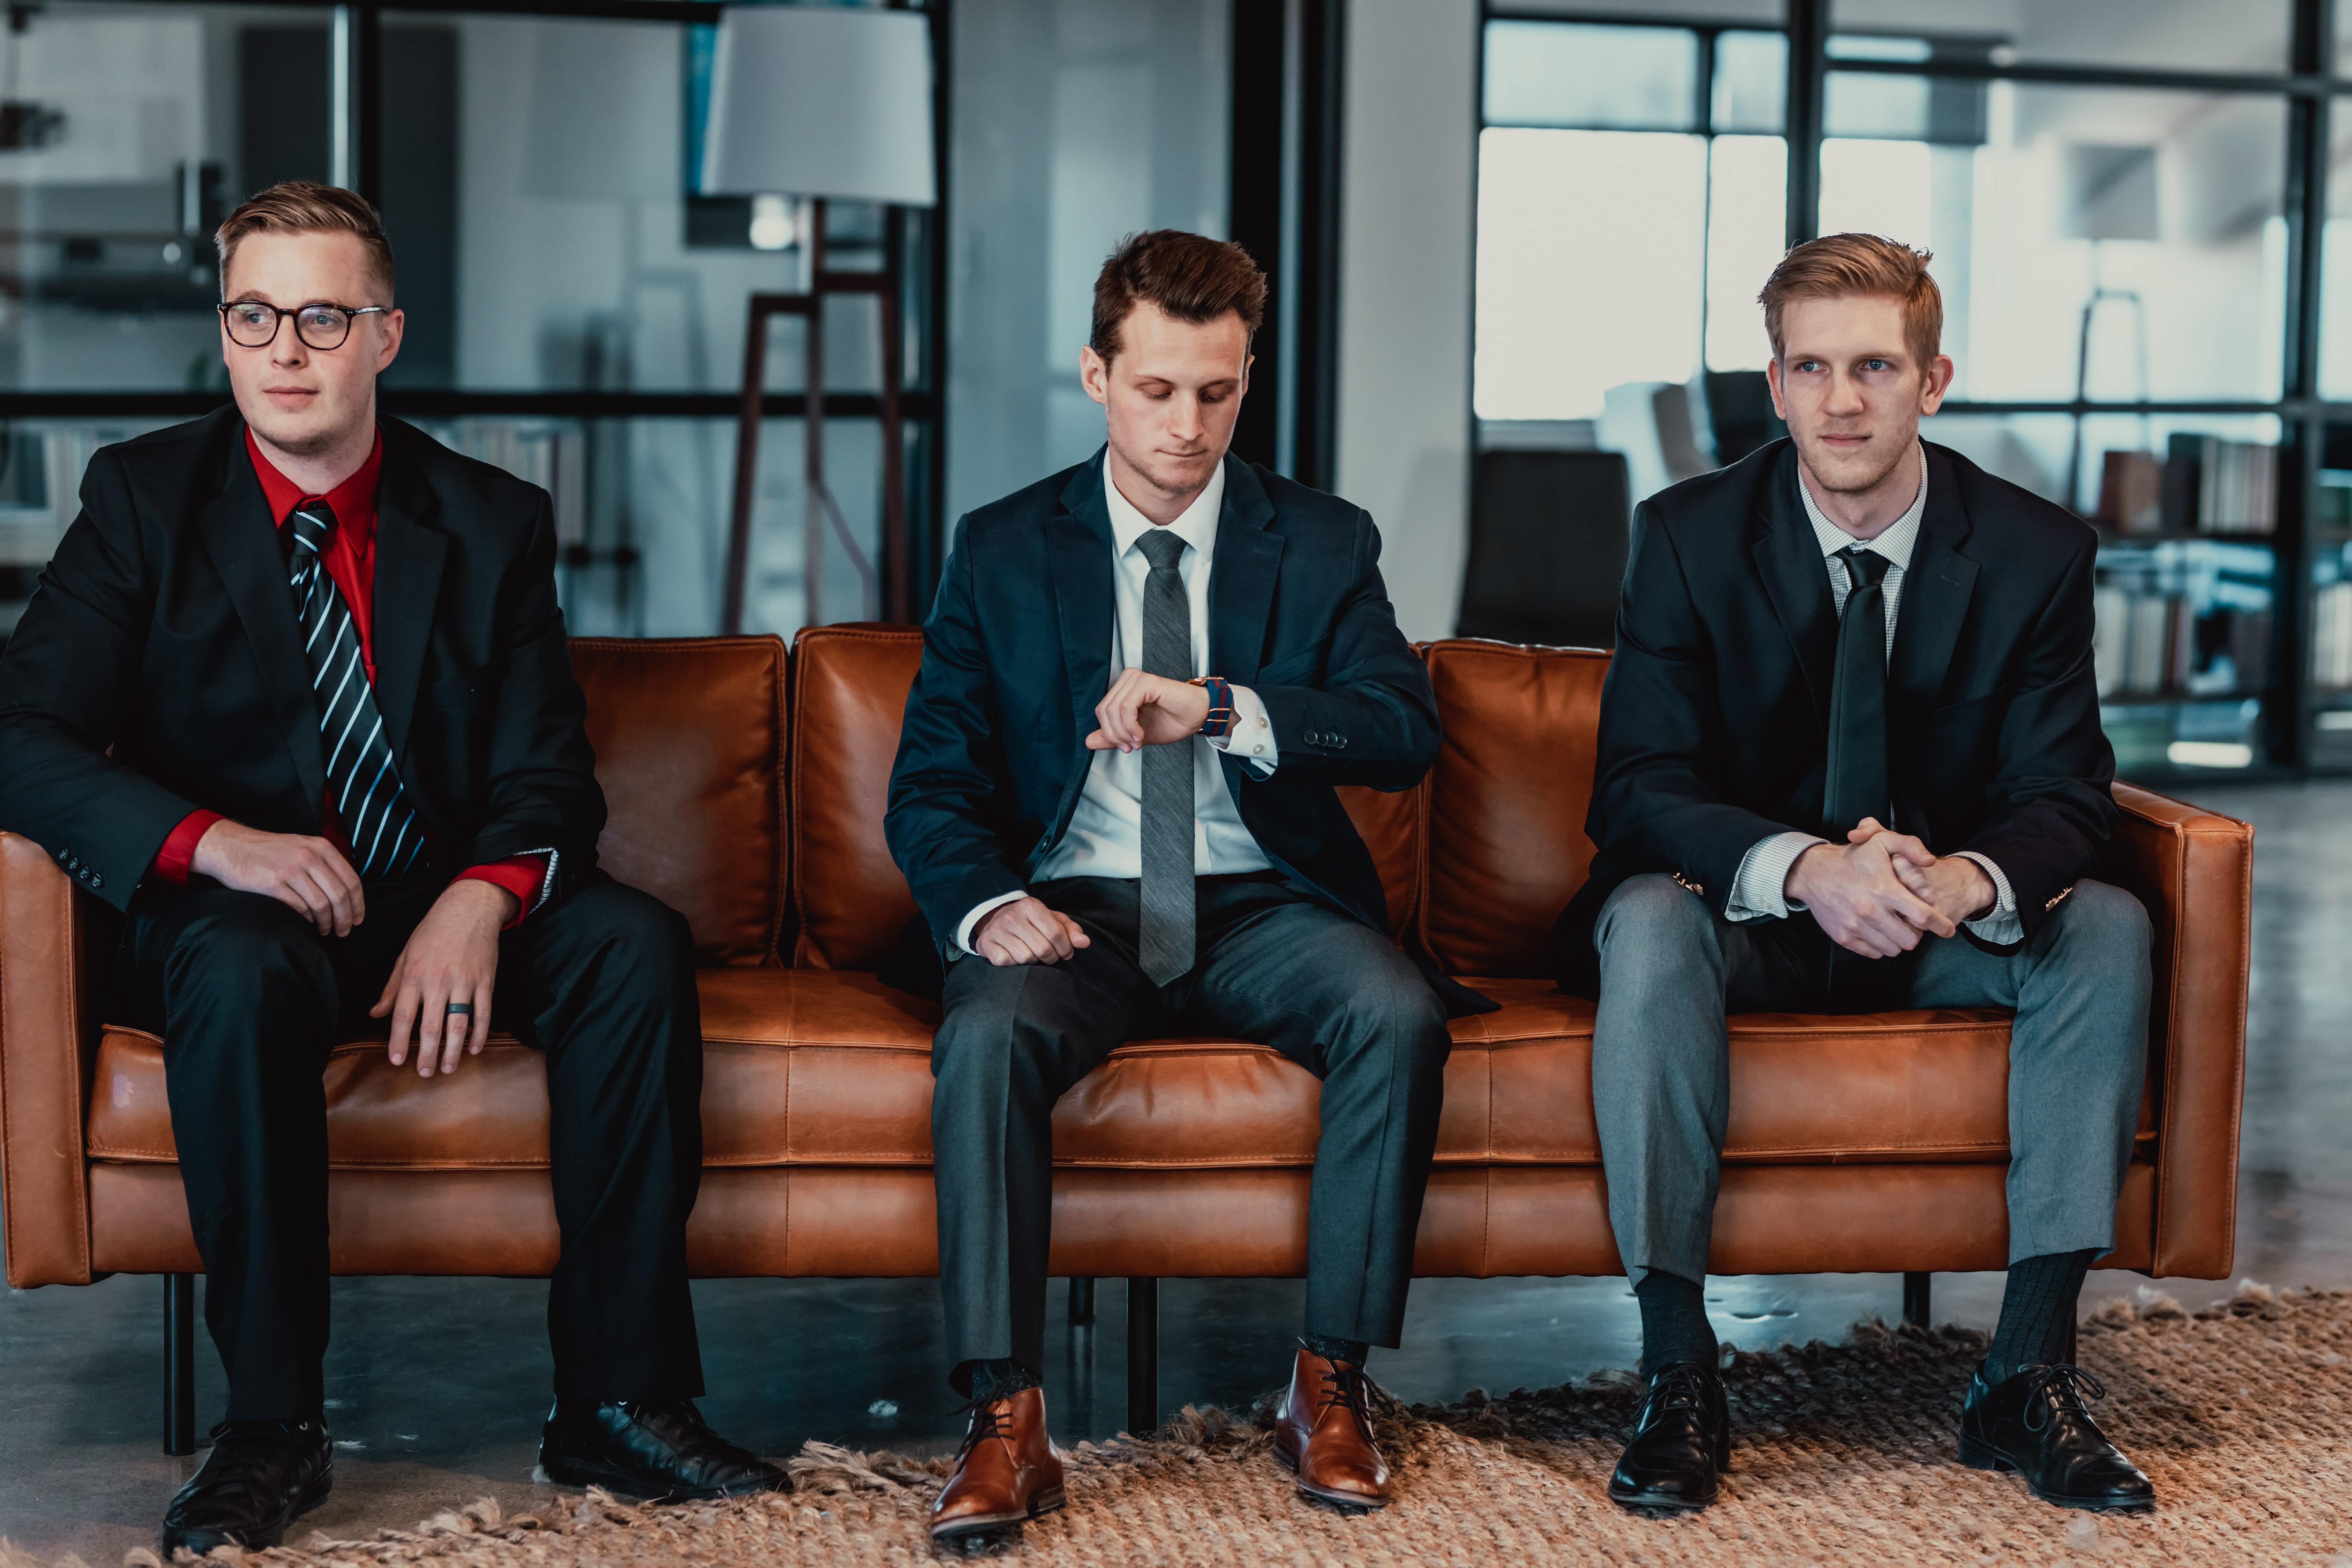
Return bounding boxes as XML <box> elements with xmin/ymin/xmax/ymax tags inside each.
<box><xmin>0</xmin><ymin>630</ymin><xmax>2253</xmax><ymax>1438</ymax></box>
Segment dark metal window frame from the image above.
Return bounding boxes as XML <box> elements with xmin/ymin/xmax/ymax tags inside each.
<box><xmin>1481</xmin><ymin>0</ymin><xmax>2346</xmax><ymax>772</ymax></box>
<box><xmin>8</xmin><ymin>0</ymin><xmax>953</xmax><ymax>606</ymax></box>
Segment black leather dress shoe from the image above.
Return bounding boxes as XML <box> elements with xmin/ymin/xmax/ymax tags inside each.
<box><xmin>1607</xmin><ymin>1362</ymin><xmax>1729</xmax><ymax>1511</ymax></box>
<box><xmin>539</xmin><ymin>1400</ymin><xmax>786</xmax><ymax>1502</ymax></box>
<box><xmin>160</xmin><ymin>1419</ymin><xmax>333</xmax><ymax>1558</ymax></box>
<box><xmin>1959</xmin><ymin>1364</ymin><xmax>2154</xmax><ymax>1512</ymax></box>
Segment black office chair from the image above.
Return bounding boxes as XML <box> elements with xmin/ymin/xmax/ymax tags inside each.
<box><xmin>1456</xmin><ymin>448</ymin><xmax>1630</xmax><ymax>649</ymax></box>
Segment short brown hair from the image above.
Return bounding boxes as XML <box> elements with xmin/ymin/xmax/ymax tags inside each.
<box><xmin>1090</xmin><ymin>230</ymin><xmax>1266</xmax><ymax>361</ymax></box>
<box><xmin>215</xmin><ymin>180</ymin><xmax>396</xmax><ymax>302</ymax></box>
<box><xmin>1757</xmin><ymin>233</ymin><xmax>1940</xmax><ymax>372</ymax></box>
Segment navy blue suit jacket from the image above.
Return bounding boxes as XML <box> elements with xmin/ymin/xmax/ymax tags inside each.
<box><xmin>884</xmin><ymin>449</ymin><xmax>1489</xmax><ymax>1015</ymax></box>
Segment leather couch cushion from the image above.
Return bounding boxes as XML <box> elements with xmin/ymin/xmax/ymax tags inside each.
<box><xmin>1422</xmin><ymin>639</ymin><xmax>1608</xmax><ymax>979</ymax></box>
<box><xmin>786</xmin><ymin>625</ymin><xmax>1426</xmax><ymax>962</ymax></box>
<box><xmin>571</xmin><ymin>637</ymin><xmax>786</xmax><ymax>966</ymax></box>
<box><xmin>85</xmin><ymin>974</ymin><xmax>2019</xmax><ymax>1172</ymax></box>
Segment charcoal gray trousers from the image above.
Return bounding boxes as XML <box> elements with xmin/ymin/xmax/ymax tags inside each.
<box><xmin>1589</xmin><ymin>873</ymin><xmax>2151</xmax><ymax>1286</ymax></box>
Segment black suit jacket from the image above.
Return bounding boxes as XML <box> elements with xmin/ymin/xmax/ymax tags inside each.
<box><xmin>0</xmin><ymin>407</ymin><xmax>603</xmax><ymax>915</ymax></box>
<box><xmin>885</xmin><ymin>449</ymin><xmax>1490</xmax><ymax>1016</ymax></box>
<box><xmin>1553</xmin><ymin>438</ymin><xmax>2117</xmax><ymax>995</ymax></box>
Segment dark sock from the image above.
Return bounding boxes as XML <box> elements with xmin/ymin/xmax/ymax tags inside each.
<box><xmin>1304</xmin><ymin>1334</ymin><xmax>1370</xmax><ymax>1366</ymax></box>
<box><xmin>960</xmin><ymin>1358</ymin><xmax>1041</xmax><ymax>1404</ymax></box>
<box><xmin>1984</xmin><ymin>1249</ymin><xmax>2095</xmax><ymax>1383</ymax></box>
<box><xmin>1634</xmin><ymin>1269</ymin><xmax>1718</xmax><ymax>1377</ymax></box>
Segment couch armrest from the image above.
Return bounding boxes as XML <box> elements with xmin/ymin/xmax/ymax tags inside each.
<box><xmin>2107</xmin><ymin>783</ymin><xmax>2251</xmax><ymax>1280</ymax></box>
<box><xmin>0</xmin><ymin>832</ymin><xmax>96</xmax><ymax>1286</ymax></box>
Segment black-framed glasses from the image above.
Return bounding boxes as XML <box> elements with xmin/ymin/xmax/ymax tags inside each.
<box><xmin>218</xmin><ymin>299</ymin><xmax>389</xmax><ymax>351</ymax></box>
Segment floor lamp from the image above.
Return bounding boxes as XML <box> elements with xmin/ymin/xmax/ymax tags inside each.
<box><xmin>2059</xmin><ymin>144</ymin><xmax>2160</xmax><ymax>513</ymax></box>
<box><xmin>700</xmin><ymin>5</ymin><xmax>937</xmax><ymax>634</ymax></box>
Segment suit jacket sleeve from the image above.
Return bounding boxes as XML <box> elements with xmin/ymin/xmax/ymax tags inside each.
<box><xmin>0</xmin><ymin>448</ymin><xmax>203</xmax><ymax>911</ymax></box>
<box><xmin>458</xmin><ymin>488</ymin><xmax>603</xmax><ymax>885</ymax></box>
<box><xmin>884</xmin><ymin>515</ymin><xmax>1028</xmax><ymax>946</ymax></box>
<box><xmin>1952</xmin><ymin>526</ymin><xmax>2116</xmax><ymax>939</ymax></box>
<box><xmin>1587</xmin><ymin>501</ymin><xmax>1807</xmax><ymax>916</ymax></box>
<box><xmin>1248</xmin><ymin>510</ymin><xmax>1441</xmax><ymax>792</ymax></box>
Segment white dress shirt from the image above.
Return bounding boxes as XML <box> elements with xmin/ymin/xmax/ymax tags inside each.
<box><xmin>952</xmin><ymin>463</ymin><xmax>1281</xmax><ymax>954</ymax></box>
<box><xmin>1726</xmin><ymin>443</ymin><xmax>2022</xmax><ymax>944</ymax></box>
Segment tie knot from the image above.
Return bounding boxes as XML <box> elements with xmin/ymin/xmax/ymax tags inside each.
<box><xmin>1837</xmin><ymin>545</ymin><xmax>1890</xmax><ymax>592</ymax></box>
<box><xmin>288</xmin><ymin>502</ymin><xmax>334</xmax><ymax>559</ymax></box>
<box><xmin>1135</xmin><ymin>527</ymin><xmax>1186</xmax><ymax>572</ymax></box>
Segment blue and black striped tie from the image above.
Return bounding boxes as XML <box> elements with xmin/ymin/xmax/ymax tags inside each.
<box><xmin>287</xmin><ymin>500</ymin><xmax>424</xmax><ymax>880</ymax></box>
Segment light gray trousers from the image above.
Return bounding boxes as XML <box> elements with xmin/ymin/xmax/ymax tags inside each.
<box><xmin>1590</xmin><ymin>873</ymin><xmax>2151</xmax><ymax>1285</ymax></box>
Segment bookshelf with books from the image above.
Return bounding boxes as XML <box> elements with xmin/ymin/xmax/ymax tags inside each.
<box><xmin>2091</xmin><ymin>533</ymin><xmax>2277</xmax><ymax>775</ymax></box>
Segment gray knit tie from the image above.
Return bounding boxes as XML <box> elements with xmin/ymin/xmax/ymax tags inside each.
<box><xmin>1134</xmin><ymin>527</ymin><xmax>1195</xmax><ymax>985</ymax></box>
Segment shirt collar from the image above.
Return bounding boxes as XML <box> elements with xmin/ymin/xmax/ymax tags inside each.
<box><xmin>1102</xmin><ymin>455</ymin><xmax>1226</xmax><ymax>563</ymax></box>
<box><xmin>246</xmin><ymin>425</ymin><xmax>384</xmax><ymax>545</ymax></box>
<box><xmin>1797</xmin><ymin>440</ymin><xmax>1925</xmax><ymax>572</ymax></box>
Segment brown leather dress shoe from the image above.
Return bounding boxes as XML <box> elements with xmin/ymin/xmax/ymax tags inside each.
<box><xmin>929</xmin><ymin>1385</ymin><xmax>1066</xmax><ymax>1541</ymax></box>
<box><xmin>1272</xmin><ymin>1346</ymin><xmax>1391</xmax><ymax>1509</ymax></box>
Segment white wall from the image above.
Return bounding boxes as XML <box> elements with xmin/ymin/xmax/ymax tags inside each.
<box><xmin>1334</xmin><ymin>0</ymin><xmax>1478</xmax><ymax>642</ymax></box>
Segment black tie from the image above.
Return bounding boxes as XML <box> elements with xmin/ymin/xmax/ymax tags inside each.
<box><xmin>1134</xmin><ymin>527</ymin><xmax>1195</xmax><ymax>985</ymax></box>
<box><xmin>1823</xmin><ymin>545</ymin><xmax>1891</xmax><ymax>839</ymax></box>
<box><xmin>288</xmin><ymin>501</ymin><xmax>425</xmax><ymax>880</ymax></box>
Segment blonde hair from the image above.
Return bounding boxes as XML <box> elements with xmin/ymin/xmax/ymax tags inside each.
<box><xmin>215</xmin><ymin>180</ymin><xmax>395</xmax><ymax>302</ymax></box>
<box><xmin>1758</xmin><ymin>233</ymin><xmax>1940</xmax><ymax>370</ymax></box>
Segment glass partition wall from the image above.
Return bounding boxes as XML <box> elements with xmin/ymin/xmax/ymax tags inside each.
<box><xmin>0</xmin><ymin>0</ymin><xmax>947</xmax><ymax>640</ymax></box>
<box><xmin>1478</xmin><ymin>0</ymin><xmax>2352</xmax><ymax>779</ymax></box>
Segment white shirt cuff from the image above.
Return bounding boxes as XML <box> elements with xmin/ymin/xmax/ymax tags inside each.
<box><xmin>1209</xmin><ymin>684</ymin><xmax>1277</xmax><ymax>775</ymax></box>
<box><xmin>952</xmin><ymin>890</ymin><xmax>1029</xmax><ymax>958</ymax></box>
<box><xmin>1952</xmin><ymin>851</ymin><xmax>2023</xmax><ymax>945</ymax></box>
<box><xmin>1727</xmin><ymin>831</ymin><xmax>1827</xmax><ymax>922</ymax></box>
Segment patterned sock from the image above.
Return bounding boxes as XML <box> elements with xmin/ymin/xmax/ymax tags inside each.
<box><xmin>1303</xmin><ymin>1334</ymin><xmax>1370</xmax><ymax>1365</ymax></box>
<box><xmin>1984</xmin><ymin>1249</ymin><xmax>2096</xmax><ymax>1384</ymax></box>
<box><xmin>1635</xmin><ymin>1268</ymin><xmax>1719</xmax><ymax>1377</ymax></box>
<box><xmin>959</xmin><ymin>1358</ymin><xmax>1041</xmax><ymax>1404</ymax></box>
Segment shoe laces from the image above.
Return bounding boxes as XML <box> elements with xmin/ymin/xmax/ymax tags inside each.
<box><xmin>1313</xmin><ymin>1360</ymin><xmax>1377</xmax><ymax>1439</ymax></box>
<box><xmin>2019</xmin><ymin>1364</ymin><xmax>2107</xmax><ymax>1436</ymax></box>
<box><xmin>1644</xmin><ymin>1363</ymin><xmax>1715</xmax><ymax>1420</ymax></box>
<box><xmin>198</xmin><ymin>1422</ymin><xmax>318</xmax><ymax>1489</ymax></box>
<box><xmin>954</xmin><ymin>1398</ymin><xmax>1014</xmax><ymax>1460</ymax></box>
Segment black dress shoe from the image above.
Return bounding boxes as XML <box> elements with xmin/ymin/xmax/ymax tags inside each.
<box><xmin>1607</xmin><ymin>1362</ymin><xmax>1729</xmax><ymax>1511</ymax></box>
<box><xmin>160</xmin><ymin>1419</ymin><xmax>333</xmax><ymax>1558</ymax></box>
<box><xmin>538</xmin><ymin>1400</ymin><xmax>786</xmax><ymax>1502</ymax></box>
<box><xmin>1959</xmin><ymin>1363</ymin><xmax>2154</xmax><ymax>1512</ymax></box>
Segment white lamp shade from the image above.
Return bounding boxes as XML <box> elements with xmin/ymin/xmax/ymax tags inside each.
<box><xmin>700</xmin><ymin>6</ymin><xmax>937</xmax><ymax>209</ymax></box>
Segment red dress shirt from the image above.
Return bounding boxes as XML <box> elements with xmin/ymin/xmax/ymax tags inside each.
<box><xmin>151</xmin><ymin>430</ymin><xmax>545</xmax><ymax>922</ymax></box>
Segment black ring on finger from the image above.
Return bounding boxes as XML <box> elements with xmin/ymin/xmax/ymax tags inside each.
<box><xmin>446</xmin><ymin>1001</ymin><xmax>474</xmax><ymax>1016</ymax></box>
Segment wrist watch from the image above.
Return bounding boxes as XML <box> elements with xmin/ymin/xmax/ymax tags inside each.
<box><xmin>1187</xmin><ymin>675</ymin><xmax>1237</xmax><ymax>739</ymax></box>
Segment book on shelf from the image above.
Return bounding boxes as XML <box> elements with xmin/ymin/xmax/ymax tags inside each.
<box><xmin>2093</xmin><ymin>582</ymin><xmax>2270</xmax><ymax>699</ymax></box>
<box><xmin>2098</xmin><ymin>450</ymin><xmax>2164</xmax><ymax>533</ymax></box>
<box><xmin>2160</xmin><ymin>433</ymin><xmax>2277</xmax><ymax>536</ymax></box>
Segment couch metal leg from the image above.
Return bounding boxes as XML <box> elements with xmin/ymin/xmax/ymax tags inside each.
<box><xmin>1069</xmin><ymin>1276</ymin><xmax>1096</xmax><ymax>1326</ymax></box>
<box><xmin>1125</xmin><ymin>1276</ymin><xmax>1159</xmax><ymax>1436</ymax></box>
<box><xmin>1902</xmin><ymin>1271</ymin><xmax>1932</xmax><ymax>1328</ymax></box>
<box><xmin>163</xmin><ymin>1273</ymin><xmax>196</xmax><ymax>1456</ymax></box>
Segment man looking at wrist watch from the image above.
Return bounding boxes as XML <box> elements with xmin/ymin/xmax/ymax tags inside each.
<box><xmin>886</xmin><ymin>229</ymin><xmax>1490</xmax><ymax>1540</ymax></box>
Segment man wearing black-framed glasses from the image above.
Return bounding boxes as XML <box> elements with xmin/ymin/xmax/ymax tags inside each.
<box><xmin>0</xmin><ymin>180</ymin><xmax>784</xmax><ymax>1556</ymax></box>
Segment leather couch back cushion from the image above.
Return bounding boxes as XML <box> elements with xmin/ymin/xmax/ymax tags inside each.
<box><xmin>792</xmin><ymin>627</ymin><xmax>926</xmax><ymax>968</ymax></box>
<box><xmin>790</xmin><ymin>626</ymin><xmax>1425</xmax><ymax>966</ymax></box>
<box><xmin>570</xmin><ymin>637</ymin><xmax>785</xmax><ymax>966</ymax></box>
<box><xmin>1423</xmin><ymin>640</ymin><xmax>1609</xmax><ymax>977</ymax></box>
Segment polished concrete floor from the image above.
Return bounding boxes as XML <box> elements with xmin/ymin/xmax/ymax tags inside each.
<box><xmin>2</xmin><ymin>778</ymin><xmax>2342</xmax><ymax>1562</ymax></box>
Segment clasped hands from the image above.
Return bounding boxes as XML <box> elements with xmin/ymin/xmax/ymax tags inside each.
<box><xmin>191</xmin><ymin>818</ymin><xmax>519</xmax><ymax>1078</ymax></box>
<box><xmin>1783</xmin><ymin>818</ymin><xmax>1995</xmax><ymax>959</ymax></box>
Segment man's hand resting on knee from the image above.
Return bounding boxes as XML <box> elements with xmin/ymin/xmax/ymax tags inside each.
<box><xmin>191</xmin><ymin>819</ymin><xmax>367</xmax><ymax>936</ymax></box>
<box><xmin>370</xmin><ymin>879</ymin><xmax>518</xmax><ymax>1076</ymax></box>
<box><xmin>1784</xmin><ymin>817</ymin><xmax>1959</xmax><ymax>957</ymax></box>
<box><xmin>972</xmin><ymin>896</ymin><xmax>1091</xmax><ymax>967</ymax></box>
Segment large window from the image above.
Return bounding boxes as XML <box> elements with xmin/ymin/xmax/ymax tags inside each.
<box><xmin>0</xmin><ymin>0</ymin><xmax>946</xmax><ymax>642</ymax></box>
<box><xmin>1476</xmin><ymin>0</ymin><xmax>2352</xmax><ymax>779</ymax></box>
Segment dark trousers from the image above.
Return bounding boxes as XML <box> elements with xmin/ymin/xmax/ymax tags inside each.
<box><xmin>930</xmin><ymin>873</ymin><xmax>1451</xmax><ymax>1388</ymax></box>
<box><xmin>120</xmin><ymin>873</ymin><xmax>707</xmax><ymax>1422</ymax></box>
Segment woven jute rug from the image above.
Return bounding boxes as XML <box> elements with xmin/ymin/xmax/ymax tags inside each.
<box><xmin>21</xmin><ymin>1284</ymin><xmax>2352</xmax><ymax>1567</ymax></box>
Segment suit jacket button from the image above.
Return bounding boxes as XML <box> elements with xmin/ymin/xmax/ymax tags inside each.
<box><xmin>89</xmin><ymin>873</ymin><xmax>103</xmax><ymax>889</ymax></box>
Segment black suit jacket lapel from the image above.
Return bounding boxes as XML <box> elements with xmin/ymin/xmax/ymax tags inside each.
<box><xmin>1889</xmin><ymin>444</ymin><xmax>1979</xmax><ymax>715</ymax></box>
<box><xmin>368</xmin><ymin>446</ymin><xmax>449</xmax><ymax>800</ymax></box>
<box><xmin>1208</xmin><ymin>454</ymin><xmax>1283</xmax><ymax>682</ymax></box>
<box><xmin>1750</xmin><ymin>444</ymin><xmax>1837</xmax><ymax>722</ymax></box>
<box><xmin>1042</xmin><ymin>455</ymin><xmax>1115</xmax><ymax>844</ymax></box>
<box><xmin>195</xmin><ymin>451</ymin><xmax>327</xmax><ymax>829</ymax></box>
